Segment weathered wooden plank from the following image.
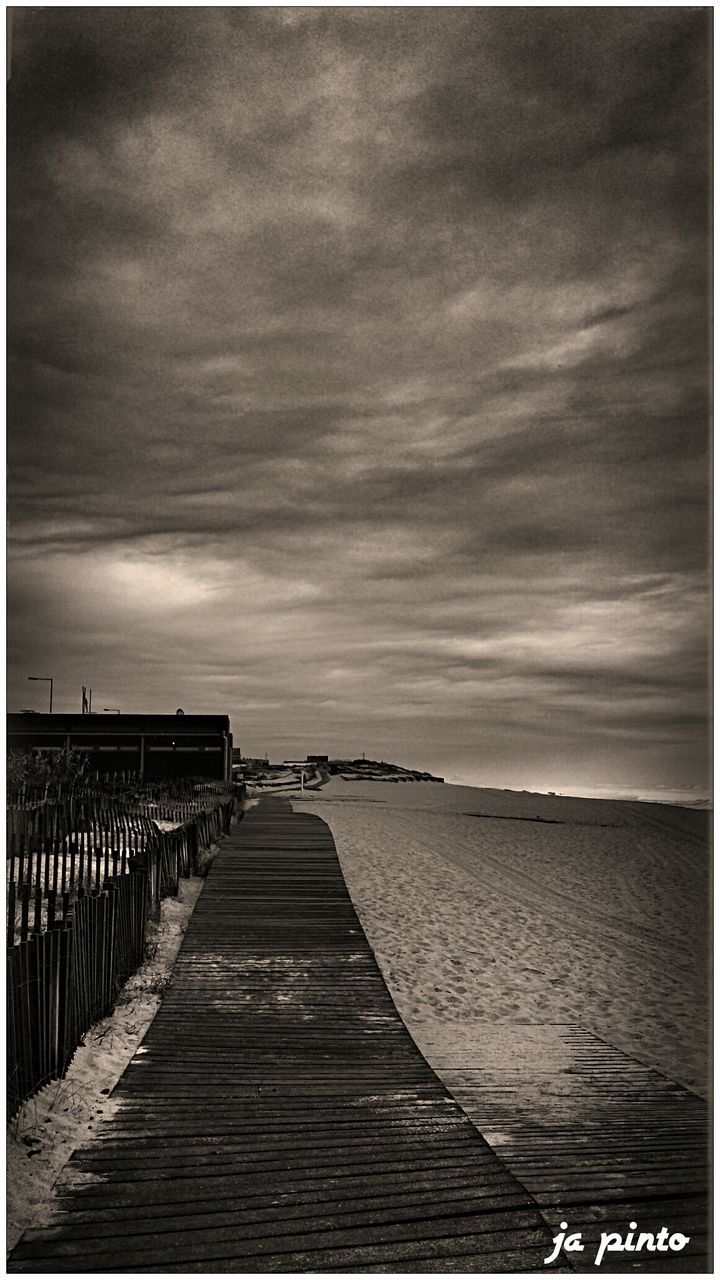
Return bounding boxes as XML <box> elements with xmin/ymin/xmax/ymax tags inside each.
<box><xmin>12</xmin><ymin>1222</ymin><xmax>556</xmax><ymax>1272</ymax></box>
<box><xmin>19</xmin><ymin>1184</ymin><xmax>537</xmax><ymax>1243</ymax></box>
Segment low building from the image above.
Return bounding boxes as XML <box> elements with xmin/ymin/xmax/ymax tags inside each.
<box><xmin>7</xmin><ymin>713</ymin><xmax>233</xmax><ymax>782</ymax></box>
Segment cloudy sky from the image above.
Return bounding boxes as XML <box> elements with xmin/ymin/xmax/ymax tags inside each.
<box><xmin>7</xmin><ymin>8</ymin><xmax>710</xmax><ymax>797</ymax></box>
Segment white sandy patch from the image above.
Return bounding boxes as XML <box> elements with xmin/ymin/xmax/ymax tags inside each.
<box><xmin>295</xmin><ymin>780</ymin><xmax>709</xmax><ymax>1097</ymax></box>
<box><xmin>6</xmin><ymin>877</ymin><xmax>204</xmax><ymax>1252</ymax></box>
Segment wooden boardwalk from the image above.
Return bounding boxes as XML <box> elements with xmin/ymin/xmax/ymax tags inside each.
<box><xmin>417</xmin><ymin>1023</ymin><xmax>710</xmax><ymax>1272</ymax></box>
<box><xmin>9</xmin><ymin>799</ymin><xmax>561</xmax><ymax>1273</ymax></box>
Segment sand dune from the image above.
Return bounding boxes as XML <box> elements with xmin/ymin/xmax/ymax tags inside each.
<box><xmin>295</xmin><ymin>780</ymin><xmax>709</xmax><ymax>1098</ymax></box>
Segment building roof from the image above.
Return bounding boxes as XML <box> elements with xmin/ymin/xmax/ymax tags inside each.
<box><xmin>8</xmin><ymin>712</ymin><xmax>231</xmax><ymax>734</ymax></box>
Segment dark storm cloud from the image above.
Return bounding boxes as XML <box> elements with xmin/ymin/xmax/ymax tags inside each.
<box><xmin>7</xmin><ymin>8</ymin><xmax>710</xmax><ymax>792</ymax></box>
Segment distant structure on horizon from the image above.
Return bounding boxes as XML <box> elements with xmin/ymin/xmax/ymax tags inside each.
<box><xmin>330</xmin><ymin>758</ymin><xmax>444</xmax><ymax>783</ymax></box>
<box><xmin>232</xmin><ymin>754</ymin><xmax>444</xmax><ymax>786</ymax></box>
<box><xmin>7</xmin><ymin>713</ymin><xmax>233</xmax><ymax>782</ymax></box>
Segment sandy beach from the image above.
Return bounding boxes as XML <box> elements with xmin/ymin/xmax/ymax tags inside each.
<box><xmin>294</xmin><ymin>779</ymin><xmax>709</xmax><ymax>1099</ymax></box>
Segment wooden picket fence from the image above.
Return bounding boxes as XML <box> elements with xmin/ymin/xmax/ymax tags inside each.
<box><xmin>7</xmin><ymin>779</ymin><xmax>239</xmax><ymax>1117</ymax></box>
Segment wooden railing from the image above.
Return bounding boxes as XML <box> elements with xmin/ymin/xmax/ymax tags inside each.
<box><xmin>7</xmin><ymin>779</ymin><xmax>239</xmax><ymax>1117</ymax></box>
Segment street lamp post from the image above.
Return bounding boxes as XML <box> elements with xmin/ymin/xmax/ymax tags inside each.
<box><xmin>28</xmin><ymin>675</ymin><xmax>53</xmax><ymax>713</ymax></box>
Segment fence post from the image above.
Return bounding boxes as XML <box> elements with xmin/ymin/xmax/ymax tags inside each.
<box><xmin>56</xmin><ymin>919</ymin><xmax>74</xmax><ymax>1078</ymax></box>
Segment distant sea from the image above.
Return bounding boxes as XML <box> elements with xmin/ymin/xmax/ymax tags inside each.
<box><xmin>447</xmin><ymin>777</ymin><xmax>711</xmax><ymax>809</ymax></box>
<box><xmin>542</xmin><ymin>784</ymin><xmax>711</xmax><ymax>809</ymax></box>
